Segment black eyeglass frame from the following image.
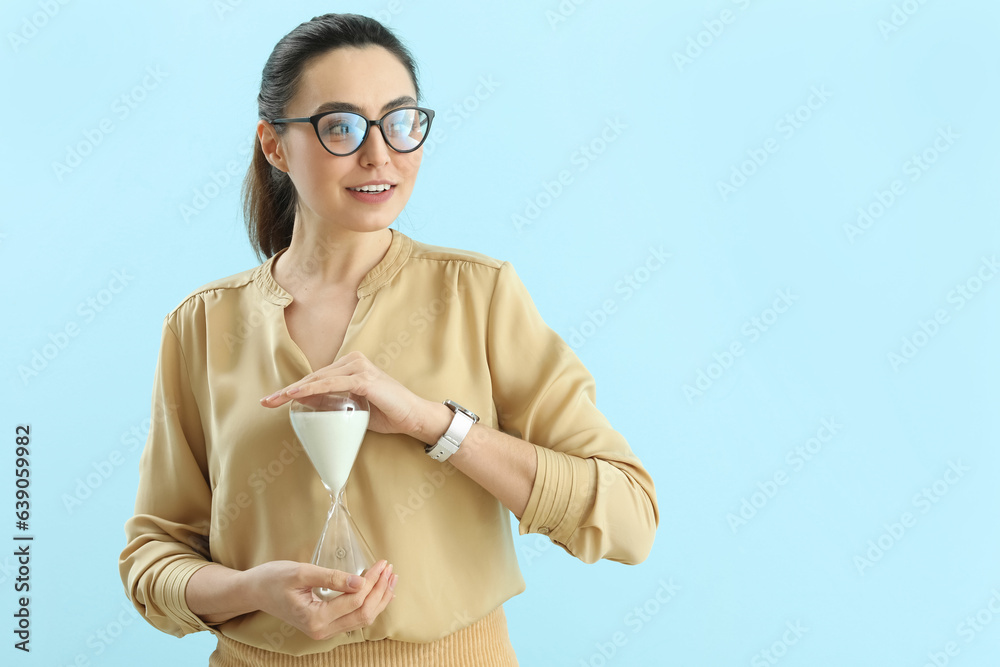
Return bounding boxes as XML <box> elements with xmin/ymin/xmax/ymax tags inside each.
<box><xmin>269</xmin><ymin>106</ymin><xmax>436</xmax><ymax>157</ymax></box>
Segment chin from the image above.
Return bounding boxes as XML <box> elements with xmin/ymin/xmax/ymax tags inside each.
<box><xmin>343</xmin><ymin>203</ymin><xmax>407</xmax><ymax>228</ymax></box>
<box><xmin>314</xmin><ymin>195</ymin><xmax>409</xmax><ymax>232</ymax></box>
<box><xmin>340</xmin><ymin>214</ymin><xmax>399</xmax><ymax>234</ymax></box>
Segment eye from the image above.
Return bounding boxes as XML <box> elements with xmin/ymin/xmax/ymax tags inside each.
<box><xmin>384</xmin><ymin>110</ymin><xmax>418</xmax><ymax>136</ymax></box>
<box><xmin>318</xmin><ymin>112</ymin><xmax>364</xmax><ymax>140</ymax></box>
<box><xmin>325</xmin><ymin>123</ymin><xmax>352</xmax><ymax>136</ymax></box>
<box><xmin>386</xmin><ymin>120</ymin><xmax>409</xmax><ymax>136</ymax></box>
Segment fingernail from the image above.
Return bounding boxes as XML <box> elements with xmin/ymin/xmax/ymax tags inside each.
<box><xmin>261</xmin><ymin>392</ymin><xmax>279</xmax><ymax>402</ymax></box>
<box><xmin>385</xmin><ymin>564</ymin><xmax>394</xmax><ymax>579</ymax></box>
<box><xmin>287</xmin><ymin>386</ymin><xmax>300</xmax><ymax>395</ymax></box>
<box><xmin>390</xmin><ymin>574</ymin><xmax>398</xmax><ymax>591</ymax></box>
<box><xmin>347</xmin><ymin>574</ymin><xmax>364</xmax><ymax>589</ymax></box>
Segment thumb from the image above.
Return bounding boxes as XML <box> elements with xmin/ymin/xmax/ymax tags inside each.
<box><xmin>298</xmin><ymin>563</ymin><xmax>365</xmax><ymax>592</ymax></box>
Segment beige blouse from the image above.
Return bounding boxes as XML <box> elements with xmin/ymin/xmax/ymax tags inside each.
<box><xmin>118</xmin><ymin>228</ymin><xmax>658</xmax><ymax>658</ymax></box>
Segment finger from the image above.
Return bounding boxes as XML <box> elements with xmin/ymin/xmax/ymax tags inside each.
<box><xmin>333</xmin><ymin>563</ymin><xmax>393</xmax><ymax>634</ymax></box>
<box><xmin>260</xmin><ymin>376</ymin><xmax>343</xmax><ymax>406</ymax></box>
<box><xmin>334</xmin><ymin>563</ymin><xmax>394</xmax><ymax>634</ymax></box>
<box><xmin>314</xmin><ymin>561</ymin><xmax>389</xmax><ymax>636</ymax></box>
<box><xmin>259</xmin><ymin>354</ymin><xmax>376</xmax><ymax>407</ymax></box>
<box><xmin>289</xmin><ymin>375</ymin><xmax>359</xmax><ymax>401</ymax></box>
<box><xmin>262</xmin><ymin>372</ymin><xmax>365</xmax><ymax>407</ymax></box>
<box><xmin>342</xmin><ymin>559</ymin><xmax>386</xmax><ymax>596</ymax></box>
<box><xmin>259</xmin><ymin>373</ymin><xmax>318</xmax><ymax>406</ymax></box>
<box><xmin>295</xmin><ymin>562</ymin><xmax>367</xmax><ymax>594</ymax></box>
<box><xmin>369</xmin><ymin>572</ymin><xmax>397</xmax><ymax>617</ymax></box>
<box><xmin>361</xmin><ymin>562</ymin><xmax>394</xmax><ymax>615</ymax></box>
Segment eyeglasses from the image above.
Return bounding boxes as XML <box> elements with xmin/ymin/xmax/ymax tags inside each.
<box><xmin>269</xmin><ymin>106</ymin><xmax>435</xmax><ymax>157</ymax></box>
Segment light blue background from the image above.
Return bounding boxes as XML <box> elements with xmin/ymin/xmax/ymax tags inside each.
<box><xmin>3</xmin><ymin>0</ymin><xmax>998</xmax><ymax>665</ymax></box>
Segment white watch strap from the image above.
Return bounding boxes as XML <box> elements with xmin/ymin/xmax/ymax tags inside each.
<box><xmin>426</xmin><ymin>406</ymin><xmax>475</xmax><ymax>461</ymax></box>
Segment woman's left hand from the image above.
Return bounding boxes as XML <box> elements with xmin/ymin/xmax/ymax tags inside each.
<box><xmin>259</xmin><ymin>350</ymin><xmax>428</xmax><ymax>437</ymax></box>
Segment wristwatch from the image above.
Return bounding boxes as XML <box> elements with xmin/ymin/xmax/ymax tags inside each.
<box><xmin>425</xmin><ymin>400</ymin><xmax>479</xmax><ymax>461</ymax></box>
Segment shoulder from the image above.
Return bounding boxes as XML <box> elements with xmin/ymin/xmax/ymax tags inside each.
<box><xmin>406</xmin><ymin>235</ymin><xmax>507</xmax><ymax>271</ymax></box>
<box><xmin>164</xmin><ymin>264</ymin><xmax>259</xmax><ymax>324</ymax></box>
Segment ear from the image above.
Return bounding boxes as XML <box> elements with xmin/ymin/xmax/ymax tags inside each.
<box><xmin>257</xmin><ymin>120</ymin><xmax>289</xmax><ymax>173</ymax></box>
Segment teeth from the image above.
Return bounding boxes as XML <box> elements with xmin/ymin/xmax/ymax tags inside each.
<box><xmin>349</xmin><ymin>184</ymin><xmax>392</xmax><ymax>192</ymax></box>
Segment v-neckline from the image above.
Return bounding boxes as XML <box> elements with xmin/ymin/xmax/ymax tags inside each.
<box><xmin>255</xmin><ymin>229</ymin><xmax>410</xmax><ymax>374</ymax></box>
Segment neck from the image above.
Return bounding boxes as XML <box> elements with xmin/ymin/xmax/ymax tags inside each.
<box><xmin>275</xmin><ymin>218</ymin><xmax>393</xmax><ymax>296</ymax></box>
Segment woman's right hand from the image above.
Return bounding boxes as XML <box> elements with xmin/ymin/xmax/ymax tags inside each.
<box><xmin>247</xmin><ymin>559</ymin><xmax>397</xmax><ymax>641</ymax></box>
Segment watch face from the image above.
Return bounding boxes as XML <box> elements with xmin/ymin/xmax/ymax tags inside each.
<box><xmin>445</xmin><ymin>399</ymin><xmax>479</xmax><ymax>422</ymax></box>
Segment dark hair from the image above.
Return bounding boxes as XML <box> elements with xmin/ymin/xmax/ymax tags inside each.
<box><xmin>242</xmin><ymin>13</ymin><xmax>421</xmax><ymax>261</ymax></box>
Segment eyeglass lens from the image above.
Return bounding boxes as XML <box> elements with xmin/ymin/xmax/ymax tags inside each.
<box><xmin>316</xmin><ymin>108</ymin><xmax>429</xmax><ymax>154</ymax></box>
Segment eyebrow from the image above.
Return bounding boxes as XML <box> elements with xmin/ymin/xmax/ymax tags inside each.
<box><xmin>311</xmin><ymin>95</ymin><xmax>417</xmax><ymax>116</ymax></box>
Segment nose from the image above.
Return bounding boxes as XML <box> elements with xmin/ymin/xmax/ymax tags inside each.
<box><xmin>357</xmin><ymin>122</ymin><xmax>391</xmax><ymax>166</ymax></box>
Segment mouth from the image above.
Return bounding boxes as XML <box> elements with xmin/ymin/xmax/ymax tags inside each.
<box><xmin>347</xmin><ymin>183</ymin><xmax>395</xmax><ymax>193</ymax></box>
<box><xmin>345</xmin><ymin>183</ymin><xmax>396</xmax><ymax>203</ymax></box>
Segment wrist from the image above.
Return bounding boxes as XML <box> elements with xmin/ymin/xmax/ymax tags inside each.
<box><xmin>187</xmin><ymin>563</ymin><xmax>259</xmax><ymax>625</ymax></box>
<box><xmin>411</xmin><ymin>400</ymin><xmax>455</xmax><ymax>446</ymax></box>
<box><xmin>239</xmin><ymin>565</ymin><xmax>266</xmax><ymax>615</ymax></box>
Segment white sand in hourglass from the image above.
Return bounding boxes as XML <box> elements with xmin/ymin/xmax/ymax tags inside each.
<box><xmin>290</xmin><ymin>409</ymin><xmax>369</xmax><ymax>495</ymax></box>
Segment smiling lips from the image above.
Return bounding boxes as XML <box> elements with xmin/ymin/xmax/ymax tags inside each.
<box><xmin>347</xmin><ymin>183</ymin><xmax>394</xmax><ymax>192</ymax></box>
<box><xmin>345</xmin><ymin>183</ymin><xmax>396</xmax><ymax>203</ymax></box>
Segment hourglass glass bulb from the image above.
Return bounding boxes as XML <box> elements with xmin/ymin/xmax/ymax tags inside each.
<box><xmin>290</xmin><ymin>407</ymin><xmax>368</xmax><ymax>495</ymax></box>
<box><xmin>289</xmin><ymin>392</ymin><xmax>375</xmax><ymax>601</ymax></box>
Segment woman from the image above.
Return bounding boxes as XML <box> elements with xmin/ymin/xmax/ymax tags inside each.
<box><xmin>119</xmin><ymin>12</ymin><xmax>658</xmax><ymax>666</ymax></box>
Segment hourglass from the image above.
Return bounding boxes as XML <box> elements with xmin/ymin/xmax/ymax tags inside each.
<box><xmin>289</xmin><ymin>391</ymin><xmax>375</xmax><ymax>601</ymax></box>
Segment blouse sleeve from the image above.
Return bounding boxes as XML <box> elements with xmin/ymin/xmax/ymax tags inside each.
<box><xmin>118</xmin><ymin>315</ymin><xmax>218</xmax><ymax>637</ymax></box>
<box><xmin>486</xmin><ymin>261</ymin><xmax>659</xmax><ymax>565</ymax></box>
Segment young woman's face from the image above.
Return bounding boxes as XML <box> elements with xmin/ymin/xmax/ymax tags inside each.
<box><xmin>259</xmin><ymin>46</ymin><xmax>423</xmax><ymax>234</ymax></box>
